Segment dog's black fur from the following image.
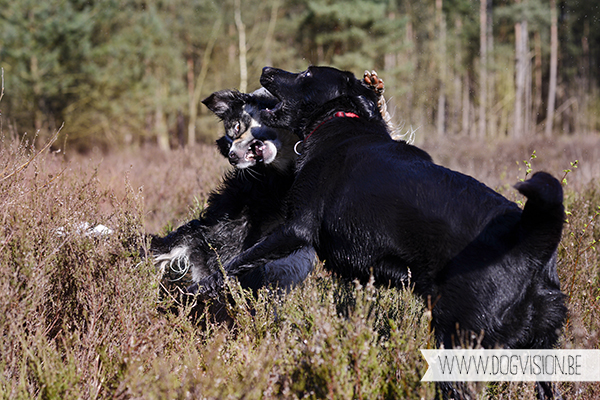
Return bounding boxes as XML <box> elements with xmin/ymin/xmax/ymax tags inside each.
<box><xmin>150</xmin><ymin>87</ymin><xmax>317</xmax><ymax>296</ymax></box>
<box><xmin>196</xmin><ymin>66</ymin><xmax>566</xmax><ymax>399</ymax></box>
<box><xmin>150</xmin><ymin>72</ymin><xmax>389</xmax><ymax>295</ymax></box>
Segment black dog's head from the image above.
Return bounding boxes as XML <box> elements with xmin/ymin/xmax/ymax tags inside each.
<box><xmin>259</xmin><ymin>66</ymin><xmax>382</xmax><ymax>138</ymax></box>
<box><xmin>202</xmin><ymin>88</ymin><xmax>296</xmax><ymax>172</ymax></box>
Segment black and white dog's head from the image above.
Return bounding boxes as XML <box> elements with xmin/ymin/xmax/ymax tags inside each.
<box><xmin>259</xmin><ymin>66</ymin><xmax>383</xmax><ymax>138</ymax></box>
<box><xmin>202</xmin><ymin>87</ymin><xmax>297</xmax><ymax>172</ymax></box>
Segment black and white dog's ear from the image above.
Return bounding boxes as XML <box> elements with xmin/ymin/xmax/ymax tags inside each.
<box><xmin>202</xmin><ymin>90</ymin><xmax>246</xmax><ymax>119</ymax></box>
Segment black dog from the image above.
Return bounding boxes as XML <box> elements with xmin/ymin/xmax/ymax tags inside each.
<box><xmin>197</xmin><ymin>66</ymin><xmax>566</xmax><ymax>398</ymax></box>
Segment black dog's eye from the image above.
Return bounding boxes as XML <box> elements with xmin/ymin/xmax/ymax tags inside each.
<box><xmin>234</xmin><ymin>122</ymin><xmax>241</xmax><ymax>134</ymax></box>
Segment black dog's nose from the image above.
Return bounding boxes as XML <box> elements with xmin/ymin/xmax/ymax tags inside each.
<box><xmin>228</xmin><ymin>151</ymin><xmax>239</xmax><ymax>164</ymax></box>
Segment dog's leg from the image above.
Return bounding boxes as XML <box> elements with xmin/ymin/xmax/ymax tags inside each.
<box><xmin>191</xmin><ymin>226</ymin><xmax>309</xmax><ymax>298</ymax></box>
<box><xmin>228</xmin><ymin>228</ymin><xmax>307</xmax><ymax>274</ymax></box>
<box><xmin>263</xmin><ymin>246</ymin><xmax>317</xmax><ymax>289</ymax></box>
<box><xmin>536</xmin><ymin>382</ymin><xmax>562</xmax><ymax>400</ymax></box>
<box><xmin>363</xmin><ymin>70</ymin><xmax>393</xmax><ymax>130</ymax></box>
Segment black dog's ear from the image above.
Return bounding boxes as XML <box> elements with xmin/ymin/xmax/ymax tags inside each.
<box><xmin>341</xmin><ymin>70</ymin><xmax>359</xmax><ymax>91</ymax></box>
<box><xmin>202</xmin><ymin>90</ymin><xmax>246</xmax><ymax>119</ymax></box>
<box><xmin>355</xmin><ymin>95</ymin><xmax>379</xmax><ymax>120</ymax></box>
<box><xmin>259</xmin><ymin>107</ymin><xmax>287</xmax><ymax>129</ymax></box>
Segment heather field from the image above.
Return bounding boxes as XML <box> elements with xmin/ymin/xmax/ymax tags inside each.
<box><xmin>0</xmin><ymin>133</ymin><xmax>599</xmax><ymax>399</ymax></box>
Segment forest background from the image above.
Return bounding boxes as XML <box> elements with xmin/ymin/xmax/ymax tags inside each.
<box><xmin>1</xmin><ymin>0</ymin><xmax>599</xmax><ymax>152</ymax></box>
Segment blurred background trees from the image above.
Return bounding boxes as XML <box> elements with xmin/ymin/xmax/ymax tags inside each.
<box><xmin>0</xmin><ymin>0</ymin><xmax>598</xmax><ymax>152</ymax></box>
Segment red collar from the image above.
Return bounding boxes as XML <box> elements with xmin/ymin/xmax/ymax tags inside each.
<box><xmin>304</xmin><ymin>111</ymin><xmax>360</xmax><ymax>142</ymax></box>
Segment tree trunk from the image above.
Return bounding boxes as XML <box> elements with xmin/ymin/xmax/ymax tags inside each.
<box><xmin>462</xmin><ymin>74</ymin><xmax>470</xmax><ymax>136</ymax></box>
<box><xmin>155</xmin><ymin>81</ymin><xmax>170</xmax><ymax>152</ymax></box>
<box><xmin>234</xmin><ymin>0</ymin><xmax>248</xmax><ymax>93</ymax></box>
<box><xmin>545</xmin><ymin>0</ymin><xmax>558</xmax><ymax>137</ymax></box>
<box><xmin>486</xmin><ymin>0</ymin><xmax>494</xmax><ymax>136</ymax></box>
<box><xmin>452</xmin><ymin>18</ymin><xmax>463</xmax><ymax>136</ymax></box>
<box><xmin>384</xmin><ymin>8</ymin><xmax>397</xmax><ymax>71</ymax></box>
<box><xmin>533</xmin><ymin>31</ymin><xmax>543</xmax><ymax>125</ymax></box>
<box><xmin>436</xmin><ymin>0</ymin><xmax>446</xmax><ymax>137</ymax></box>
<box><xmin>187</xmin><ymin>18</ymin><xmax>221</xmax><ymax>146</ymax></box>
<box><xmin>30</xmin><ymin>55</ymin><xmax>44</xmax><ymax>138</ymax></box>
<box><xmin>514</xmin><ymin>17</ymin><xmax>529</xmax><ymax>138</ymax></box>
<box><xmin>525</xmin><ymin>40</ymin><xmax>532</xmax><ymax>134</ymax></box>
<box><xmin>263</xmin><ymin>0</ymin><xmax>280</xmax><ymax>66</ymax></box>
<box><xmin>478</xmin><ymin>0</ymin><xmax>488</xmax><ymax>139</ymax></box>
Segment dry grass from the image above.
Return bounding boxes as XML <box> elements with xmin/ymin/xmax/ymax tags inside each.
<box><xmin>420</xmin><ymin>134</ymin><xmax>600</xmax><ymax>192</ymax></box>
<box><xmin>0</xmin><ymin>132</ymin><xmax>598</xmax><ymax>399</ymax></box>
<box><xmin>63</xmin><ymin>144</ymin><xmax>230</xmax><ymax>234</ymax></box>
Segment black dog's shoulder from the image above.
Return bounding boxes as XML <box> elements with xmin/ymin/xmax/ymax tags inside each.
<box><xmin>394</xmin><ymin>139</ymin><xmax>433</xmax><ymax>162</ymax></box>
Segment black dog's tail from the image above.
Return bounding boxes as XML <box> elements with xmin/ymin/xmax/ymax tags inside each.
<box><xmin>515</xmin><ymin>171</ymin><xmax>564</xmax><ymax>226</ymax></box>
<box><xmin>514</xmin><ymin>171</ymin><xmax>565</xmax><ymax>268</ymax></box>
<box><xmin>514</xmin><ymin>172</ymin><xmax>568</xmax><ymax>356</ymax></box>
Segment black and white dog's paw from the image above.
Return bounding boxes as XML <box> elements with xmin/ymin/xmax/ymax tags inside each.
<box><xmin>186</xmin><ymin>271</ymin><xmax>224</xmax><ymax>299</ymax></box>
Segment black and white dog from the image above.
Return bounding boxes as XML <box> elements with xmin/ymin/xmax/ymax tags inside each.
<box><xmin>149</xmin><ymin>88</ymin><xmax>316</xmax><ymax>295</ymax></box>
<box><xmin>150</xmin><ymin>71</ymin><xmax>388</xmax><ymax>295</ymax></box>
<box><xmin>196</xmin><ymin>66</ymin><xmax>566</xmax><ymax>399</ymax></box>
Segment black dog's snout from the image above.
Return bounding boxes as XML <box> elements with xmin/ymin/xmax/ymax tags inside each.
<box><xmin>261</xmin><ymin>66</ymin><xmax>277</xmax><ymax>76</ymax></box>
<box><xmin>260</xmin><ymin>66</ymin><xmax>288</xmax><ymax>88</ymax></box>
<box><xmin>260</xmin><ymin>67</ymin><xmax>276</xmax><ymax>86</ymax></box>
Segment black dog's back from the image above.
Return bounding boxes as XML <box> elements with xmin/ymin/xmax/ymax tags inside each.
<box><xmin>292</xmin><ymin>125</ymin><xmax>519</xmax><ymax>286</ymax></box>
<box><xmin>432</xmin><ymin>172</ymin><xmax>565</xmax><ymax>350</ymax></box>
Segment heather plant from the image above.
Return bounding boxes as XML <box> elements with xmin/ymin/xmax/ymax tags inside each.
<box><xmin>0</xmin><ymin>136</ymin><xmax>151</xmax><ymax>399</ymax></box>
<box><xmin>0</xmin><ymin>134</ymin><xmax>598</xmax><ymax>399</ymax></box>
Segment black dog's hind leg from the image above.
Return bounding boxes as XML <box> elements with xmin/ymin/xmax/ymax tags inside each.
<box><xmin>190</xmin><ymin>226</ymin><xmax>309</xmax><ymax>298</ymax></box>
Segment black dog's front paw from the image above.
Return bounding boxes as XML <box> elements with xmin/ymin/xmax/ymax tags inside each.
<box><xmin>187</xmin><ymin>272</ymin><xmax>224</xmax><ymax>299</ymax></box>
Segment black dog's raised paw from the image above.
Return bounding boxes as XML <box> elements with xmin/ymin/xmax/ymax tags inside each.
<box><xmin>363</xmin><ymin>70</ymin><xmax>385</xmax><ymax>95</ymax></box>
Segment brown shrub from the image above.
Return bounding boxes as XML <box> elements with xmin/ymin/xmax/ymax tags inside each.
<box><xmin>0</xmin><ymin>133</ymin><xmax>598</xmax><ymax>399</ymax></box>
